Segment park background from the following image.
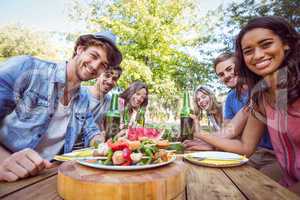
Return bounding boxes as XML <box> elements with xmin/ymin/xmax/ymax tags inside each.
<box><xmin>0</xmin><ymin>0</ymin><xmax>299</xmax><ymax>126</ymax></box>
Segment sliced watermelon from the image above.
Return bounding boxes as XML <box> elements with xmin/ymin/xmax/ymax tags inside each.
<box><xmin>127</xmin><ymin>127</ymin><xmax>161</xmax><ymax>141</ymax></box>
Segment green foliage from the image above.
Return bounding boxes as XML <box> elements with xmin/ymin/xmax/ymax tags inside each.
<box><xmin>225</xmin><ymin>0</ymin><xmax>300</xmax><ymax>29</ymax></box>
<box><xmin>0</xmin><ymin>24</ymin><xmax>60</xmax><ymax>60</ymax></box>
<box><xmin>206</xmin><ymin>0</ymin><xmax>300</xmax><ymax>52</ymax></box>
<box><xmin>68</xmin><ymin>0</ymin><xmax>212</xmax><ymax>120</ymax></box>
<box><xmin>97</xmin><ymin>0</ymin><xmax>209</xmax><ymax>89</ymax></box>
<box><xmin>199</xmin><ymin>0</ymin><xmax>300</xmax><ymax>51</ymax></box>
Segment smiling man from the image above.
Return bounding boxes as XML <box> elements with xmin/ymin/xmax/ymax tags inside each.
<box><xmin>214</xmin><ymin>52</ymin><xmax>247</xmax><ymax>124</ymax></box>
<box><xmin>0</xmin><ymin>31</ymin><xmax>122</xmax><ymax>182</ymax></box>
<box><xmin>72</xmin><ymin>65</ymin><xmax>122</xmax><ymax>150</ymax></box>
<box><xmin>87</xmin><ymin>66</ymin><xmax>122</xmax><ymax>130</ymax></box>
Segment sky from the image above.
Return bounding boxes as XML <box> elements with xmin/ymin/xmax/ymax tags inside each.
<box><xmin>0</xmin><ymin>0</ymin><xmax>236</xmax><ymax>92</ymax></box>
<box><xmin>0</xmin><ymin>0</ymin><xmax>236</xmax><ymax>32</ymax></box>
<box><xmin>0</xmin><ymin>0</ymin><xmax>76</xmax><ymax>32</ymax></box>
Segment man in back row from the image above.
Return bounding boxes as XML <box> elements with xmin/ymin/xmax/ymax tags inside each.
<box><xmin>0</xmin><ymin>31</ymin><xmax>122</xmax><ymax>182</ymax></box>
<box><xmin>73</xmin><ymin>65</ymin><xmax>123</xmax><ymax>150</ymax></box>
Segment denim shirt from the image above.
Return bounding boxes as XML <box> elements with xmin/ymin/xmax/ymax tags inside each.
<box><xmin>0</xmin><ymin>56</ymin><xmax>100</xmax><ymax>154</ymax></box>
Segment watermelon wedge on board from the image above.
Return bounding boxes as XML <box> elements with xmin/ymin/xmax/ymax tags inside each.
<box><xmin>127</xmin><ymin>127</ymin><xmax>161</xmax><ymax>141</ymax></box>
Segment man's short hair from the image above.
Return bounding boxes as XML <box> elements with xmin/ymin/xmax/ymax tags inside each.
<box><xmin>72</xmin><ymin>34</ymin><xmax>122</xmax><ymax>67</ymax></box>
<box><xmin>107</xmin><ymin>65</ymin><xmax>122</xmax><ymax>79</ymax></box>
<box><xmin>213</xmin><ymin>52</ymin><xmax>235</xmax><ymax>71</ymax></box>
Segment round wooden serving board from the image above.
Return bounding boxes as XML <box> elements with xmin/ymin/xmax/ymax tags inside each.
<box><xmin>57</xmin><ymin>160</ymin><xmax>186</xmax><ymax>200</ymax></box>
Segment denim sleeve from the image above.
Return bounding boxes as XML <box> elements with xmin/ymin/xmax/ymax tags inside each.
<box><xmin>0</xmin><ymin>56</ymin><xmax>33</xmax><ymax>120</ymax></box>
<box><xmin>224</xmin><ymin>94</ymin><xmax>234</xmax><ymax>120</ymax></box>
<box><xmin>82</xmin><ymin>111</ymin><xmax>101</xmax><ymax>147</ymax></box>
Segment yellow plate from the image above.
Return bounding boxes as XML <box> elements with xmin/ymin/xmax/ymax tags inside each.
<box><xmin>54</xmin><ymin>148</ymin><xmax>94</xmax><ymax>162</ymax></box>
<box><xmin>53</xmin><ymin>155</ymin><xmax>76</xmax><ymax>162</ymax></box>
<box><xmin>183</xmin><ymin>151</ymin><xmax>248</xmax><ymax>168</ymax></box>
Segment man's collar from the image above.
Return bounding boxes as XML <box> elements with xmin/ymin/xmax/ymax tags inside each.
<box><xmin>52</xmin><ymin>61</ymin><xmax>67</xmax><ymax>84</ymax></box>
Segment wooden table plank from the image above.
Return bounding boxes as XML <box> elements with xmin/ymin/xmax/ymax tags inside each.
<box><xmin>0</xmin><ymin>167</ymin><xmax>58</xmax><ymax>198</ymax></box>
<box><xmin>223</xmin><ymin>165</ymin><xmax>300</xmax><ymax>200</ymax></box>
<box><xmin>171</xmin><ymin>190</ymin><xmax>186</xmax><ymax>200</ymax></box>
<box><xmin>185</xmin><ymin>162</ymin><xmax>246</xmax><ymax>200</ymax></box>
<box><xmin>3</xmin><ymin>160</ymin><xmax>298</xmax><ymax>200</ymax></box>
<box><xmin>1</xmin><ymin>175</ymin><xmax>62</xmax><ymax>200</ymax></box>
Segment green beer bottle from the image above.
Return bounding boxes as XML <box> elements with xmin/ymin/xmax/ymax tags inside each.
<box><xmin>105</xmin><ymin>93</ymin><xmax>121</xmax><ymax>141</ymax></box>
<box><xmin>136</xmin><ymin>107</ymin><xmax>145</xmax><ymax>127</ymax></box>
<box><xmin>180</xmin><ymin>91</ymin><xmax>193</xmax><ymax>142</ymax></box>
<box><xmin>123</xmin><ymin>106</ymin><xmax>130</xmax><ymax>128</ymax></box>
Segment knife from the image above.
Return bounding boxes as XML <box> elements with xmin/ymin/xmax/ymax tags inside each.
<box><xmin>188</xmin><ymin>156</ymin><xmax>245</xmax><ymax>161</ymax></box>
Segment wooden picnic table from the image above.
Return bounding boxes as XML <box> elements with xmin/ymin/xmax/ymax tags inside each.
<box><xmin>0</xmin><ymin>160</ymin><xmax>299</xmax><ymax>200</ymax></box>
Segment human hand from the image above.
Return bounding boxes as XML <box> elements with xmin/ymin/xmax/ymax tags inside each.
<box><xmin>189</xmin><ymin>114</ymin><xmax>198</xmax><ymax>122</ymax></box>
<box><xmin>115</xmin><ymin>129</ymin><xmax>128</xmax><ymax>138</ymax></box>
<box><xmin>0</xmin><ymin>148</ymin><xmax>54</xmax><ymax>182</ymax></box>
<box><xmin>183</xmin><ymin>139</ymin><xmax>214</xmax><ymax>151</ymax></box>
<box><xmin>194</xmin><ymin>129</ymin><xmax>210</xmax><ymax>138</ymax></box>
<box><xmin>90</xmin><ymin>132</ymin><xmax>105</xmax><ymax>147</ymax></box>
<box><xmin>119</xmin><ymin>123</ymin><xmax>126</xmax><ymax>130</ymax></box>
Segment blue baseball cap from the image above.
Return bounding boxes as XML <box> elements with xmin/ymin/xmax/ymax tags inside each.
<box><xmin>92</xmin><ymin>31</ymin><xmax>122</xmax><ymax>66</ymax></box>
<box><xmin>94</xmin><ymin>31</ymin><xmax>118</xmax><ymax>49</ymax></box>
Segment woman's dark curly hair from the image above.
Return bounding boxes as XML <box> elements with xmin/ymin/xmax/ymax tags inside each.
<box><xmin>235</xmin><ymin>16</ymin><xmax>300</xmax><ymax>111</ymax></box>
<box><xmin>120</xmin><ymin>81</ymin><xmax>148</xmax><ymax>109</ymax></box>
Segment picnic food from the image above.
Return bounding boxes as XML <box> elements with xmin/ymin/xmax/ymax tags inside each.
<box><xmin>127</xmin><ymin>127</ymin><xmax>161</xmax><ymax>141</ymax></box>
<box><xmin>166</xmin><ymin>142</ymin><xmax>184</xmax><ymax>154</ymax></box>
<box><xmin>93</xmin><ymin>138</ymin><xmax>174</xmax><ymax>166</ymax></box>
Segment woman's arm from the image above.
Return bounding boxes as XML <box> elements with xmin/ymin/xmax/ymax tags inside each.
<box><xmin>218</xmin><ymin>107</ymin><xmax>250</xmax><ymax>139</ymax></box>
<box><xmin>215</xmin><ymin>105</ymin><xmax>223</xmax><ymax>128</ymax></box>
<box><xmin>195</xmin><ymin>113</ymin><xmax>265</xmax><ymax>157</ymax></box>
<box><xmin>190</xmin><ymin>114</ymin><xmax>200</xmax><ymax>134</ymax></box>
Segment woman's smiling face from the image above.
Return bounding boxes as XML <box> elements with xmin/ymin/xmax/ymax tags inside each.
<box><xmin>129</xmin><ymin>88</ymin><xmax>147</xmax><ymax>109</ymax></box>
<box><xmin>196</xmin><ymin>91</ymin><xmax>211</xmax><ymax>111</ymax></box>
<box><xmin>241</xmin><ymin>28</ymin><xmax>289</xmax><ymax>77</ymax></box>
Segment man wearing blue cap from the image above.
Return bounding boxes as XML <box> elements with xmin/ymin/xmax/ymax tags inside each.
<box><xmin>0</xmin><ymin>31</ymin><xmax>122</xmax><ymax>182</ymax></box>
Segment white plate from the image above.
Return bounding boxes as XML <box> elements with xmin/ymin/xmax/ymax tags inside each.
<box><xmin>76</xmin><ymin>155</ymin><xmax>176</xmax><ymax>171</ymax></box>
<box><xmin>184</xmin><ymin>151</ymin><xmax>248</xmax><ymax>168</ymax></box>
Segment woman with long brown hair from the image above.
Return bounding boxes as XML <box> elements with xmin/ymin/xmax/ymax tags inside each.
<box><xmin>119</xmin><ymin>81</ymin><xmax>148</xmax><ymax>128</ymax></box>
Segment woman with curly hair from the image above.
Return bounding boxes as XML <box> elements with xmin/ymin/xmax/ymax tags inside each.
<box><xmin>194</xmin><ymin>16</ymin><xmax>300</xmax><ymax>193</ymax></box>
